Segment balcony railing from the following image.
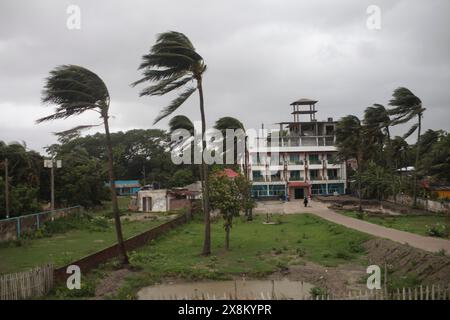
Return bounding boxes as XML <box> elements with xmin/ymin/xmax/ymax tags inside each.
<box><xmin>257</xmin><ymin>135</ymin><xmax>336</xmax><ymax>148</ymax></box>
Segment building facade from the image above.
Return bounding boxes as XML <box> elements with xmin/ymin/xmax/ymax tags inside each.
<box><xmin>249</xmin><ymin>98</ymin><xmax>346</xmax><ymax>200</ymax></box>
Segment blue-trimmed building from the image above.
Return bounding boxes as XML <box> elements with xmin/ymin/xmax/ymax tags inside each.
<box><xmin>111</xmin><ymin>180</ymin><xmax>141</xmax><ymax>196</ymax></box>
<box><xmin>249</xmin><ymin>98</ymin><xmax>347</xmax><ymax>200</ymax></box>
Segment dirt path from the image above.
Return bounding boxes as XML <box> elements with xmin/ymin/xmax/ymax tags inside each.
<box><xmin>254</xmin><ymin>200</ymin><xmax>450</xmax><ymax>254</ymax></box>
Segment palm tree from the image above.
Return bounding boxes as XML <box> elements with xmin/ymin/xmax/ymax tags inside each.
<box><xmin>132</xmin><ymin>31</ymin><xmax>212</xmax><ymax>255</ymax></box>
<box><xmin>37</xmin><ymin>64</ymin><xmax>129</xmax><ymax>265</ymax></box>
<box><xmin>213</xmin><ymin>117</ymin><xmax>253</xmax><ymax>220</ymax></box>
<box><xmin>388</xmin><ymin>87</ymin><xmax>426</xmax><ymax>207</ymax></box>
<box><xmin>168</xmin><ymin>115</ymin><xmax>199</xmax><ymax>181</ymax></box>
<box><xmin>336</xmin><ymin>115</ymin><xmax>367</xmax><ymax>211</ymax></box>
<box><xmin>363</xmin><ymin>104</ymin><xmax>391</xmax><ymax>164</ymax></box>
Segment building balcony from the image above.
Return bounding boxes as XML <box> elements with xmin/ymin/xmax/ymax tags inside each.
<box><xmin>258</xmin><ymin>135</ymin><xmax>336</xmax><ymax>148</ymax></box>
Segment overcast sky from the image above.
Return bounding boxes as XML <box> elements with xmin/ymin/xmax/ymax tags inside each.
<box><xmin>1</xmin><ymin>0</ymin><xmax>449</xmax><ymax>153</ymax></box>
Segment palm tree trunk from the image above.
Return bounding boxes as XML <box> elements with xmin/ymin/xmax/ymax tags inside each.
<box><xmin>102</xmin><ymin>113</ymin><xmax>129</xmax><ymax>265</ymax></box>
<box><xmin>357</xmin><ymin>155</ymin><xmax>363</xmax><ymax>212</ymax></box>
<box><xmin>413</xmin><ymin>114</ymin><xmax>422</xmax><ymax>207</ymax></box>
<box><xmin>244</xmin><ymin>136</ymin><xmax>253</xmax><ymax>221</ymax></box>
<box><xmin>198</xmin><ymin>79</ymin><xmax>211</xmax><ymax>256</ymax></box>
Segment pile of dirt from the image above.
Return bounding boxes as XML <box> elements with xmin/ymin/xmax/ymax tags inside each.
<box><xmin>364</xmin><ymin>238</ymin><xmax>450</xmax><ymax>285</ymax></box>
<box><xmin>271</xmin><ymin>261</ymin><xmax>367</xmax><ymax>296</ymax></box>
<box><xmin>94</xmin><ymin>268</ymin><xmax>132</xmax><ymax>299</ymax></box>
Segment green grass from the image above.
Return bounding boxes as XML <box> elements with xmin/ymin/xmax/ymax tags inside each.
<box><xmin>114</xmin><ymin>213</ymin><xmax>372</xmax><ymax>299</ymax></box>
<box><xmin>0</xmin><ymin>197</ymin><xmax>165</xmax><ymax>274</ymax></box>
<box><xmin>342</xmin><ymin>211</ymin><xmax>450</xmax><ymax>237</ymax></box>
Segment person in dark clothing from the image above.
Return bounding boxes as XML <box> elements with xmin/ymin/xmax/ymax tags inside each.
<box><xmin>303</xmin><ymin>196</ymin><xmax>308</xmax><ymax>207</ymax></box>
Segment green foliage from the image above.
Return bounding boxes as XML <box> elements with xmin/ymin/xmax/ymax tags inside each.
<box><xmin>209</xmin><ymin>171</ymin><xmax>255</xmax><ymax>248</ymax></box>
<box><xmin>42</xmin><ymin>213</ymin><xmax>109</xmax><ymax>236</ymax></box>
<box><xmin>169</xmin><ymin>169</ymin><xmax>195</xmax><ymax>187</ymax></box>
<box><xmin>426</xmin><ymin>223</ymin><xmax>449</xmax><ymax>238</ymax></box>
<box><xmin>0</xmin><ymin>142</ymin><xmax>43</xmax><ymax>217</ymax></box>
<box><xmin>310</xmin><ymin>286</ymin><xmax>327</xmax><ymax>298</ymax></box>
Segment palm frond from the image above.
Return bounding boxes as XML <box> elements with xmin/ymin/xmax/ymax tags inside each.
<box><xmin>153</xmin><ymin>87</ymin><xmax>196</xmax><ymax>124</ymax></box>
<box><xmin>402</xmin><ymin>123</ymin><xmax>419</xmax><ymax>139</ymax></box>
<box><xmin>53</xmin><ymin>124</ymin><xmax>102</xmax><ymax>137</ymax></box>
<box><xmin>39</xmin><ymin>65</ymin><xmax>109</xmax><ymax>123</ymax></box>
<box><xmin>168</xmin><ymin>115</ymin><xmax>194</xmax><ymax>134</ymax></box>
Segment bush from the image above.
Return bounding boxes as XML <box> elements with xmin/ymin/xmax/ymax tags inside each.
<box><xmin>310</xmin><ymin>286</ymin><xmax>327</xmax><ymax>299</ymax></box>
<box><xmin>426</xmin><ymin>223</ymin><xmax>449</xmax><ymax>238</ymax></box>
<box><xmin>348</xmin><ymin>240</ymin><xmax>365</xmax><ymax>253</ymax></box>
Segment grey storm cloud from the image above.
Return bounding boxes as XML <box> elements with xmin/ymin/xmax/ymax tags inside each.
<box><xmin>0</xmin><ymin>0</ymin><xmax>449</xmax><ymax>153</ymax></box>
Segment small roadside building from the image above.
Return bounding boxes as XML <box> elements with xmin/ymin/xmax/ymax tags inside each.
<box><xmin>137</xmin><ymin>182</ymin><xmax>202</xmax><ymax>212</ymax></box>
<box><xmin>113</xmin><ymin>180</ymin><xmax>141</xmax><ymax>196</ymax></box>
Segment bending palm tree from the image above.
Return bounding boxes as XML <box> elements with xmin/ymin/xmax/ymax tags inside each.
<box><xmin>336</xmin><ymin>115</ymin><xmax>366</xmax><ymax>211</ymax></box>
<box><xmin>388</xmin><ymin>87</ymin><xmax>426</xmax><ymax>207</ymax></box>
<box><xmin>133</xmin><ymin>31</ymin><xmax>212</xmax><ymax>255</ymax></box>
<box><xmin>363</xmin><ymin>104</ymin><xmax>391</xmax><ymax>166</ymax></box>
<box><xmin>37</xmin><ymin>65</ymin><xmax>129</xmax><ymax>264</ymax></box>
<box><xmin>214</xmin><ymin>117</ymin><xmax>253</xmax><ymax>220</ymax></box>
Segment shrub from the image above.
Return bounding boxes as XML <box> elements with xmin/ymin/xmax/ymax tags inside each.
<box><xmin>310</xmin><ymin>286</ymin><xmax>327</xmax><ymax>299</ymax></box>
<box><xmin>426</xmin><ymin>223</ymin><xmax>449</xmax><ymax>238</ymax></box>
<box><xmin>348</xmin><ymin>240</ymin><xmax>365</xmax><ymax>253</ymax></box>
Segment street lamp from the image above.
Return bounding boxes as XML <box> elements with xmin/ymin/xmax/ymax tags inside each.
<box><xmin>44</xmin><ymin>159</ymin><xmax>62</xmax><ymax>211</ymax></box>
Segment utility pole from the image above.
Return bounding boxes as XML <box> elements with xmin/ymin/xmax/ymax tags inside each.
<box><xmin>45</xmin><ymin>159</ymin><xmax>62</xmax><ymax>211</ymax></box>
<box><xmin>51</xmin><ymin>163</ymin><xmax>55</xmax><ymax>211</ymax></box>
<box><xmin>4</xmin><ymin>158</ymin><xmax>9</xmax><ymax>219</ymax></box>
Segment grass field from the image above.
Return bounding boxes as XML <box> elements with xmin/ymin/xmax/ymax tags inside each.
<box><xmin>0</xmin><ymin>197</ymin><xmax>166</xmax><ymax>274</ymax></box>
<box><xmin>341</xmin><ymin>211</ymin><xmax>450</xmax><ymax>237</ymax></box>
<box><xmin>113</xmin><ymin>213</ymin><xmax>372</xmax><ymax>298</ymax></box>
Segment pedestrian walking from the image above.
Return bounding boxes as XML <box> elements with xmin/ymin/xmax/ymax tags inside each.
<box><xmin>303</xmin><ymin>196</ymin><xmax>308</xmax><ymax>207</ymax></box>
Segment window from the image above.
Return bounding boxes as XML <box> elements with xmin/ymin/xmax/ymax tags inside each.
<box><xmin>271</xmin><ymin>171</ymin><xmax>282</xmax><ymax>181</ymax></box>
<box><xmin>311</xmin><ymin>184</ymin><xmax>327</xmax><ymax>195</ymax></box>
<box><xmin>268</xmin><ymin>185</ymin><xmax>286</xmax><ymax>197</ymax></box>
<box><xmin>327</xmin><ymin>169</ymin><xmax>338</xmax><ymax>180</ymax></box>
<box><xmin>289</xmin><ymin>154</ymin><xmax>303</xmax><ymax>165</ymax></box>
<box><xmin>309</xmin><ymin>154</ymin><xmax>321</xmax><ymax>165</ymax></box>
<box><xmin>327</xmin><ymin>154</ymin><xmax>337</xmax><ymax>164</ymax></box>
<box><xmin>251</xmin><ymin>185</ymin><xmax>268</xmax><ymax>197</ymax></box>
<box><xmin>328</xmin><ymin>183</ymin><xmax>344</xmax><ymax>195</ymax></box>
<box><xmin>252</xmin><ymin>170</ymin><xmax>264</xmax><ymax>181</ymax></box>
<box><xmin>290</xmin><ymin>170</ymin><xmax>302</xmax><ymax>181</ymax></box>
<box><xmin>309</xmin><ymin>169</ymin><xmax>320</xmax><ymax>180</ymax></box>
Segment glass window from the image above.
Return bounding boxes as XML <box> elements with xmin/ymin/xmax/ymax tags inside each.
<box><xmin>268</xmin><ymin>185</ymin><xmax>286</xmax><ymax>197</ymax></box>
<box><xmin>311</xmin><ymin>184</ymin><xmax>327</xmax><ymax>195</ymax></box>
<box><xmin>328</xmin><ymin>183</ymin><xmax>344</xmax><ymax>195</ymax></box>
<box><xmin>309</xmin><ymin>154</ymin><xmax>321</xmax><ymax>164</ymax></box>
<box><xmin>309</xmin><ymin>169</ymin><xmax>320</xmax><ymax>180</ymax></box>
<box><xmin>327</xmin><ymin>169</ymin><xmax>338</xmax><ymax>179</ymax></box>
<box><xmin>290</xmin><ymin>170</ymin><xmax>301</xmax><ymax>181</ymax></box>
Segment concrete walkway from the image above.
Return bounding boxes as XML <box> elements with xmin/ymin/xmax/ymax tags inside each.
<box><xmin>254</xmin><ymin>200</ymin><xmax>450</xmax><ymax>254</ymax></box>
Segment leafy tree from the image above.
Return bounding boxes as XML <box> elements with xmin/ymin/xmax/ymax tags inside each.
<box><xmin>360</xmin><ymin>162</ymin><xmax>394</xmax><ymax>202</ymax></box>
<box><xmin>419</xmin><ymin>133</ymin><xmax>450</xmax><ymax>183</ymax></box>
<box><xmin>37</xmin><ymin>65</ymin><xmax>129</xmax><ymax>265</ymax></box>
<box><xmin>133</xmin><ymin>31</ymin><xmax>212</xmax><ymax>255</ymax></box>
<box><xmin>0</xmin><ymin>142</ymin><xmax>43</xmax><ymax>217</ymax></box>
<box><xmin>336</xmin><ymin>115</ymin><xmax>371</xmax><ymax>211</ymax></box>
<box><xmin>209</xmin><ymin>171</ymin><xmax>254</xmax><ymax>250</ymax></box>
<box><xmin>169</xmin><ymin>169</ymin><xmax>195</xmax><ymax>187</ymax></box>
<box><xmin>389</xmin><ymin>87</ymin><xmax>426</xmax><ymax>207</ymax></box>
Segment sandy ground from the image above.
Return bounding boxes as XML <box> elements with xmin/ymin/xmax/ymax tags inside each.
<box><xmin>254</xmin><ymin>200</ymin><xmax>450</xmax><ymax>254</ymax></box>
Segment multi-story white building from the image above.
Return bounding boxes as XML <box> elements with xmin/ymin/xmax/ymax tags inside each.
<box><xmin>249</xmin><ymin>98</ymin><xmax>347</xmax><ymax>200</ymax></box>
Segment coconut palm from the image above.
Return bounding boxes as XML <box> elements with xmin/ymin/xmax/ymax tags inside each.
<box><xmin>37</xmin><ymin>64</ymin><xmax>129</xmax><ymax>264</ymax></box>
<box><xmin>388</xmin><ymin>87</ymin><xmax>426</xmax><ymax>207</ymax></box>
<box><xmin>336</xmin><ymin>115</ymin><xmax>368</xmax><ymax>211</ymax></box>
<box><xmin>133</xmin><ymin>31</ymin><xmax>212</xmax><ymax>255</ymax></box>
<box><xmin>363</xmin><ymin>104</ymin><xmax>391</xmax><ymax>166</ymax></box>
<box><xmin>213</xmin><ymin>117</ymin><xmax>252</xmax><ymax>220</ymax></box>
